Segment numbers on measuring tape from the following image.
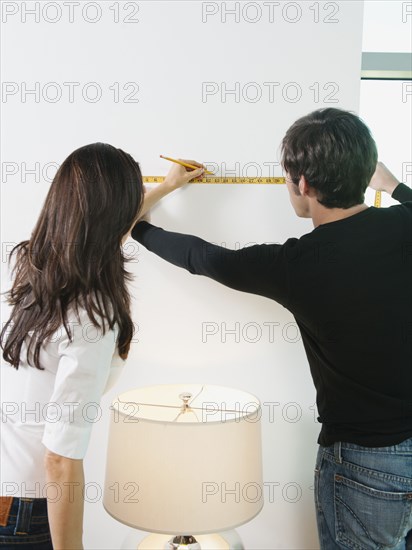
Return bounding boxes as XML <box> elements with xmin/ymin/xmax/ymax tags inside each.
<box><xmin>142</xmin><ymin>176</ymin><xmax>286</xmax><ymax>185</ymax></box>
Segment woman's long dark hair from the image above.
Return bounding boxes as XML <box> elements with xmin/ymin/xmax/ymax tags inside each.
<box><xmin>1</xmin><ymin>143</ymin><xmax>144</xmax><ymax>369</ymax></box>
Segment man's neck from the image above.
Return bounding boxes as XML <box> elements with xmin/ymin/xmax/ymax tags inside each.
<box><xmin>311</xmin><ymin>202</ymin><xmax>369</xmax><ymax>228</ymax></box>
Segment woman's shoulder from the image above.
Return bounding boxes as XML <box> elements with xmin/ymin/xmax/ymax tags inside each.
<box><xmin>67</xmin><ymin>293</ymin><xmax>118</xmax><ymax>330</ymax></box>
<box><xmin>36</xmin><ymin>295</ymin><xmax>119</xmax><ymax>356</ymax></box>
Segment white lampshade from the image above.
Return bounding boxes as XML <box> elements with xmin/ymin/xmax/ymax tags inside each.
<box><xmin>103</xmin><ymin>384</ymin><xmax>263</xmax><ymax>535</ymax></box>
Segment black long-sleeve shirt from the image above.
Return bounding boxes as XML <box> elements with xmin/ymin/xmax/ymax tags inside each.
<box><xmin>132</xmin><ymin>183</ymin><xmax>412</xmax><ymax>447</ymax></box>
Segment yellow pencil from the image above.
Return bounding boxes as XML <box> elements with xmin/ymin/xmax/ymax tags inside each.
<box><xmin>160</xmin><ymin>155</ymin><xmax>214</xmax><ymax>175</ymax></box>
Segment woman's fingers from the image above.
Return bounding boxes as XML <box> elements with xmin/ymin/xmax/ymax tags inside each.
<box><xmin>179</xmin><ymin>159</ymin><xmax>205</xmax><ymax>170</ymax></box>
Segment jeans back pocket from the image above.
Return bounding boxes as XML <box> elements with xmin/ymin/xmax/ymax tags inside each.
<box><xmin>334</xmin><ymin>473</ymin><xmax>412</xmax><ymax>549</ymax></box>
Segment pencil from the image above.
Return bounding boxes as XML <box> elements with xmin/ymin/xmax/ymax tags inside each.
<box><xmin>160</xmin><ymin>155</ymin><xmax>214</xmax><ymax>175</ymax></box>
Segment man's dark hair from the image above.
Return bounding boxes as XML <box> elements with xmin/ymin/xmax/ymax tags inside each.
<box><xmin>281</xmin><ymin>108</ymin><xmax>378</xmax><ymax>209</ymax></box>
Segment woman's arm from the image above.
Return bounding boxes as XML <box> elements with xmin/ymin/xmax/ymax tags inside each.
<box><xmin>139</xmin><ymin>160</ymin><xmax>205</xmax><ymax>219</ymax></box>
<box><xmin>120</xmin><ymin>161</ymin><xmax>204</xmax><ymax>242</ymax></box>
<box><xmin>41</xmin><ymin>309</ymin><xmax>120</xmax><ymax>549</ymax></box>
<box><xmin>44</xmin><ymin>451</ymin><xmax>84</xmax><ymax>549</ymax></box>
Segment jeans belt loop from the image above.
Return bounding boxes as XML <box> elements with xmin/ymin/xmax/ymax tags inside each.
<box><xmin>334</xmin><ymin>441</ymin><xmax>343</xmax><ymax>464</ymax></box>
<box><xmin>14</xmin><ymin>498</ymin><xmax>34</xmax><ymax>536</ymax></box>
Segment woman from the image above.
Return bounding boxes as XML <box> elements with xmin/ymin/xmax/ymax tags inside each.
<box><xmin>0</xmin><ymin>143</ymin><xmax>204</xmax><ymax>549</ymax></box>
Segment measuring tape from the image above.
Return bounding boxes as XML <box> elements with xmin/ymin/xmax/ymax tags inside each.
<box><xmin>374</xmin><ymin>190</ymin><xmax>382</xmax><ymax>208</ymax></box>
<box><xmin>143</xmin><ymin>176</ymin><xmax>285</xmax><ymax>185</ymax></box>
<box><xmin>144</xmin><ymin>177</ymin><xmax>384</xmax><ymax>211</ymax></box>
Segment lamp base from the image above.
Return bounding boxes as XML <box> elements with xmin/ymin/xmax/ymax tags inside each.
<box><xmin>121</xmin><ymin>529</ymin><xmax>244</xmax><ymax>550</ymax></box>
<box><xmin>165</xmin><ymin>535</ymin><xmax>201</xmax><ymax>549</ymax></box>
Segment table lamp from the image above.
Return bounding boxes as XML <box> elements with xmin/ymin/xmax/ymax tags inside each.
<box><xmin>103</xmin><ymin>384</ymin><xmax>263</xmax><ymax>549</ymax></box>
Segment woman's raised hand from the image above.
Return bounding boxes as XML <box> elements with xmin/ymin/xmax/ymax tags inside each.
<box><xmin>163</xmin><ymin>159</ymin><xmax>205</xmax><ymax>191</ymax></box>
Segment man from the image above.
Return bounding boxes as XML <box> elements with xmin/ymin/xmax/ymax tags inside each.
<box><xmin>134</xmin><ymin>108</ymin><xmax>412</xmax><ymax>548</ymax></box>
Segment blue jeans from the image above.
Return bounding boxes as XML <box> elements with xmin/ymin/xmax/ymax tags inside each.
<box><xmin>315</xmin><ymin>438</ymin><xmax>412</xmax><ymax>549</ymax></box>
<box><xmin>0</xmin><ymin>498</ymin><xmax>52</xmax><ymax>549</ymax></box>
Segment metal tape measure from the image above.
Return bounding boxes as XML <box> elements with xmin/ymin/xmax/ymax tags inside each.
<box><xmin>142</xmin><ymin>176</ymin><xmax>285</xmax><ymax>185</ymax></box>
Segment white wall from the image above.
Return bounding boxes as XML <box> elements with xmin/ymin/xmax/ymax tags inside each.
<box><xmin>362</xmin><ymin>0</ymin><xmax>411</xmax><ymax>52</ymax></box>
<box><xmin>361</xmin><ymin>80</ymin><xmax>412</xmax><ymax>209</ymax></box>
<box><xmin>361</xmin><ymin>0</ymin><xmax>412</xmax><ymax>208</ymax></box>
<box><xmin>1</xmin><ymin>1</ymin><xmax>367</xmax><ymax>548</ymax></box>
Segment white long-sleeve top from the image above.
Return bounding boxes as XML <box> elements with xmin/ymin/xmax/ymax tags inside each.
<box><xmin>0</xmin><ymin>304</ymin><xmax>126</xmax><ymax>498</ymax></box>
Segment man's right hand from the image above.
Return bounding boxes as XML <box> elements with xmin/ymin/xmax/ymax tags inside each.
<box><xmin>369</xmin><ymin>162</ymin><xmax>400</xmax><ymax>195</ymax></box>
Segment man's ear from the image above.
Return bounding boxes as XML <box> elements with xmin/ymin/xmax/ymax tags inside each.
<box><xmin>298</xmin><ymin>175</ymin><xmax>309</xmax><ymax>196</ymax></box>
